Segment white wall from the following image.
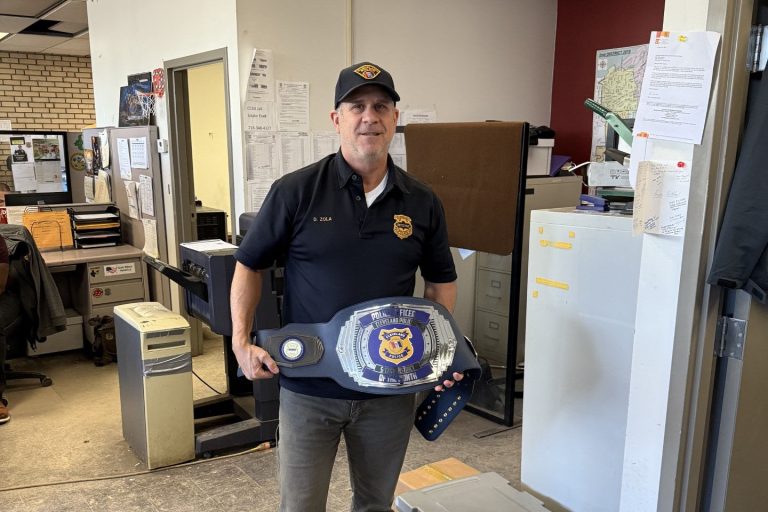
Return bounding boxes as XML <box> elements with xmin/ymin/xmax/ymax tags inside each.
<box><xmin>353</xmin><ymin>0</ymin><xmax>557</xmax><ymax>125</ymax></box>
<box><xmin>235</xmin><ymin>0</ymin><xmax>348</xmax><ymax>132</ymax></box>
<box><xmin>86</xmin><ymin>2</ymin><xmax>242</xmax><ymax>246</ymax></box>
<box><xmin>87</xmin><ymin>0</ymin><xmax>242</xmax><ymax>311</ymax></box>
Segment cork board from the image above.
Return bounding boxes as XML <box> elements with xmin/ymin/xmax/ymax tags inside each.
<box><xmin>405</xmin><ymin>122</ymin><xmax>527</xmax><ymax>255</ymax></box>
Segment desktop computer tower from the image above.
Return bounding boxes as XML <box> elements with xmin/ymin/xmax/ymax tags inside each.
<box><xmin>114</xmin><ymin>302</ymin><xmax>195</xmax><ymax>469</ymax></box>
<box><xmin>196</xmin><ymin>206</ymin><xmax>227</xmax><ymax>242</ymax></box>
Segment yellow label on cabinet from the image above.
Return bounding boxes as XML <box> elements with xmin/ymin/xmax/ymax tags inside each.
<box><xmin>535</xmin><ymin>277</ymin><xmax>569</xmax><ymax>290</ymax></box>
<box><xmin>539</xmin><ymin>240</ymin><xmax>573</xmax><ymax>250</ymax></box>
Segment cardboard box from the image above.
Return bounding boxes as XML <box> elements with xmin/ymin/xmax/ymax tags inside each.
<box><xmin>527</xmin><ymin>139</ymin><xmax>554</xmax><ymax>176</ymax></box>
<box><xmin>395</xmin><ymin>457</ymin><xmax>481</xmax><ymax>497</ymax></box>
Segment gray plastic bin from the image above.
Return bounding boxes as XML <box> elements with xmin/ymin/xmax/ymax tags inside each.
<box><xmin>394</xmin><ymin>472</ymin><xmax>549</xmax><ymax>512</ymax></box>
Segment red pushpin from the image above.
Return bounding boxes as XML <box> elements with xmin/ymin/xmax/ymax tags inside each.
<box><xmin>677</xmin><ymin>161</ymin><xmax>686</xmax><ymax>168</ymax></box>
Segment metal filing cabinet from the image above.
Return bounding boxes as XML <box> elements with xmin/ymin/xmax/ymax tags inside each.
<box><xmin>472</xmin><ymin>175</ymin><xmax>582</xmax><ymax>366</ymax></box>
<box><xmin>75</xmin><ymin>256</ymin><xmax>149</xmax><ymax>343</ymax></box>
<box><xmin>473</xmin><ymin>253</ymin><xmax>513</xmax><ymax>364</ymax></box>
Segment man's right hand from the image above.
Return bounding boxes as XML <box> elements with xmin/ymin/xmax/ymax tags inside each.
<box><xmin>233</xmin><ymin>342</ymin><xmax>280</xmax><ymax>380</ymax></box>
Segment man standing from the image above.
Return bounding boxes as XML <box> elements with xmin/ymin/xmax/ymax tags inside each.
<box><xmin>231</xmin><ymin>62</ymin><xmax>460</xmax><ymax>511</ymax></box>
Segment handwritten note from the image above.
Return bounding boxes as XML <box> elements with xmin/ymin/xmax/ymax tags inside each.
<box><xmin>633</xmin><ymin>160</ymin><xmax>691</xmax><ymax>236</ymax></box>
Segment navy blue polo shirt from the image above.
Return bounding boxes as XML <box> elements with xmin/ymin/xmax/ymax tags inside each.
<box><xmin>235</xmin><ymin>151</ymin><xmax>457</xmax><ymax>399</ymax></box>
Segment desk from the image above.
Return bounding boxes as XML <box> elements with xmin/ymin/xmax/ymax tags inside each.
<box><xmin>42</xmin><ymin>244</ymin><xmax>149</xmax><ymax>348</ymax></box>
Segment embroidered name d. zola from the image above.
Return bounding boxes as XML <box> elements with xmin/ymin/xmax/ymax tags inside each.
<box><xmin>393</xmin><ymin>214</ymin><xmax>413</xmax><ymax>240</ymax></box>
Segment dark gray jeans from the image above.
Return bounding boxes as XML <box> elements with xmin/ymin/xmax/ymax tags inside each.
<box><xmin>278</xmin><ymin>387</ymin><xmax>416</xmax><ymax>512</ymax></box>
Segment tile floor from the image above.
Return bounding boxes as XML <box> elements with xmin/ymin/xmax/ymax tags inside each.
<box><xmin>1</xmin><ymin>336</ymin><xmax>521</xmax><ymax>511</ymax></box>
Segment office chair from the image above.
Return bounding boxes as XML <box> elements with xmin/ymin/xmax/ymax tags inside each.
<box><xmin>1</xmin><ymin>313</ymin><xmax>53</xmax><ymax>387</ymax></box>
<box><xmin>0</xmin><ymin>235</ymin><xmax>53</xmax><ymax>389</ymax></box>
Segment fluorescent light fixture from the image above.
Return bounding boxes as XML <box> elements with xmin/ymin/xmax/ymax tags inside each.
<box><xmin>0</xmin><ymin>33</ymin><xmax>9</xmax><ymax>40</ymax></box>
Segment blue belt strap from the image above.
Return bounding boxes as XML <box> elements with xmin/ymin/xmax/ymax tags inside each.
<box><xmin>252</xmin><ymin>297</ymin><xmax>481</xmax><ymax>440</ymax></box>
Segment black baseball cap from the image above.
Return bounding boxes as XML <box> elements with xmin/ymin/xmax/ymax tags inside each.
<box><xmin>334</xmin><ymin>62</ymin><xmax>400</xmax><ymax>109</ymax></box>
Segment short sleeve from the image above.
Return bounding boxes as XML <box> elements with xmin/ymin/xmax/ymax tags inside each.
<box><xmin>419</xmin><ymin>194</ymin><xmax>457</xmax><ymax>283</ymax></box>
<box><xmin>234</xmin><ymin>181</ymin><xmax>294</xmax><ymax>270</ymax></box>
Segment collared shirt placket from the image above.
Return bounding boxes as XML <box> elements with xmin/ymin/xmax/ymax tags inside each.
<box><xmin>348</xmin><ymin>174</ymin><xmax>370</xmax><ymax>238</ymax></box>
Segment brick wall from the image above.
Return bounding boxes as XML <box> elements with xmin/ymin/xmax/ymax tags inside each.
<box><xmin>0</xmin><ymin>52</ymin><xmax>95</xmax><ymax>190</ymax></box>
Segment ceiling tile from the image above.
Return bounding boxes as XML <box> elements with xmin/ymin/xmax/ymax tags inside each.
<box><xmin>0</xmin><ymin>0</ymin><xmax>62</xmax><ymax>18</ymax></box>
<box><xmin>0</xmin><ymin>15</ymin><xmax>37</xmax><ymax>33</ymax></box>
<box><xmin>0</xmin><ymin>33</ymin><xmax>66</xmax><ymax>52</ymax></box>
<box><xmin>40</xmin><ymin>0</ymin><xmax>87</xmax><ymax>24</ymax></box>
<box><xmin>46</xmin><ymin>35</ymin><xmax>89</xmax><ymax>52</ymax></box>
<box><xmin>48</xmin><ymin>21</ymin><xmax>87</xmax><ymax>34</ymax></box>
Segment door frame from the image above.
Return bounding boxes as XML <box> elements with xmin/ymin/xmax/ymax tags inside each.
<box><xmin>165</xmin><ymin>47</ymin><xmax>236</xmax><ymax>248</ymax></box>
<box><xmin>165</xmin><ymin>47</ymin><xmax>236</xmax><ymax>354</ymax></box>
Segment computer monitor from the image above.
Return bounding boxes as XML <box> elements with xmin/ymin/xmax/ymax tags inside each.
<box><xmin>1</xmin><ymin>130</ymin><xmax>72</xmax><ymax>205</ymax></box>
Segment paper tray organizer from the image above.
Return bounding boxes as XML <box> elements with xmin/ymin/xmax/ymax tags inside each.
<box><xmin>68</xmin><ymin>205</ymin><xmax>123</xmax><ymax>249</ymax></box>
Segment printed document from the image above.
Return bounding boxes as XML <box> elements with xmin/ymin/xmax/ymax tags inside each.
<box><xmin>633</xmin><ymin>31</ymin><xmax>720</xmax><ymax>144</ymax></box>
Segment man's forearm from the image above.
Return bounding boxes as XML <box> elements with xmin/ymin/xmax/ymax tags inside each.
<box><xmin>423</xmin><ymin>280</ymin><xmax>457</xmax><ymax>313</ymax></box>
<box><xmin>230</xmin><ymin>262</ymin><xmax>263</xmax><ymax>347</ymax></box>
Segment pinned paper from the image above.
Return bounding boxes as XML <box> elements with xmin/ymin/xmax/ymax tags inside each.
<box><xmin>117</xmin><ymin>138</ymin><xmax>132</xmax><ymax>179</ymax></box>
<box><xmin>139</xmin><ymin>174</ymin><xmax>154</xmax><ymax>216</ymax></box>
<box><xmin>633</xmin><ymin>160</ymin><xmax>691</xmax><ymax>236</ymax></box>
<box><xmin>633</xmin><ymin>31</ymin><xmax>720</xmax><ymax>144</ymax></box>
<box><xmin>142</xmin><ymin>218</ymin><xmax>159</xmax><ymax>258</ymax></box>
<box><xmin>125</xmin><ymin>181</ymin><xmax>139</xmax><ymax>220</ymax></box>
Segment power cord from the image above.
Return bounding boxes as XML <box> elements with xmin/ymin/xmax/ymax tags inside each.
<box><xmin>0</xmin><ymin>441</ymin><xmax>273</xmax><ymax>494</ymax></box>
<box><xmin>192</xmin><ymin>369</ymin><xmax>222</xmax><ymax>395</ymax></box>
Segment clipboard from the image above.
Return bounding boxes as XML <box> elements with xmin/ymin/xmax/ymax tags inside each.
<box><xmin>22</xmin><ymin>208</ymin><xmax>74</xmax><ymax>251</ymax></box>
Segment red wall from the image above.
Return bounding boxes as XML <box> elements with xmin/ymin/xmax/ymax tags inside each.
<box><xmin>550</xmin><ymin>0</ymin><xmax>666</xmax><ymax>164</ymax></box>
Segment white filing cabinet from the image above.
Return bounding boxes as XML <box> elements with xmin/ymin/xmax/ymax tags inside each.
<box><xmin>521</xmin><ymin>208</ymin><xmax>642</xmax><ymax>512</ymax></box>
<box><xmin>472</xmin><ymin>176</ymin><xmax>581</xmax><ymax>366</ymax></box>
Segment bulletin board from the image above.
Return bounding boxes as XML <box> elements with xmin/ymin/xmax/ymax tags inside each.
<box><xmin>405</xmin><ymin>122</ymin><xmax>529</xmax><ymax>255</ymax></box>
<box><xmin>97</xmin><ymin>125</ymin><xmax>171</xmax><ymax>308</ymax></box>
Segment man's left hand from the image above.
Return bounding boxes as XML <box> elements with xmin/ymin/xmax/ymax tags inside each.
<box><xmin>434</xmin><ymin>372</ymin><xmax>464</xmax><ymax>392</ymax></box>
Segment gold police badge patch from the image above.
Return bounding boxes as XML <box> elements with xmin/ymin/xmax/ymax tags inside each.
<box><xmin>378</xmin><ymin>327</ymin><xmax>415</xmax><ymax>364</ymax></box>
<box><xmin>393</xmin><ymin>214</ymin><xmax>413</xmax><ymax>240</ymax></box>
<box><xmin>354</xmin><ymin>64</ymin><xmax>381</xmax><ymax>80</ymax></box>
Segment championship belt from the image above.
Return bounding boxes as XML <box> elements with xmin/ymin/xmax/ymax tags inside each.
<box><xmin>252</xmin><ymin>297</ymin><xmax>481</xmax><ymax>440</ymax></box>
